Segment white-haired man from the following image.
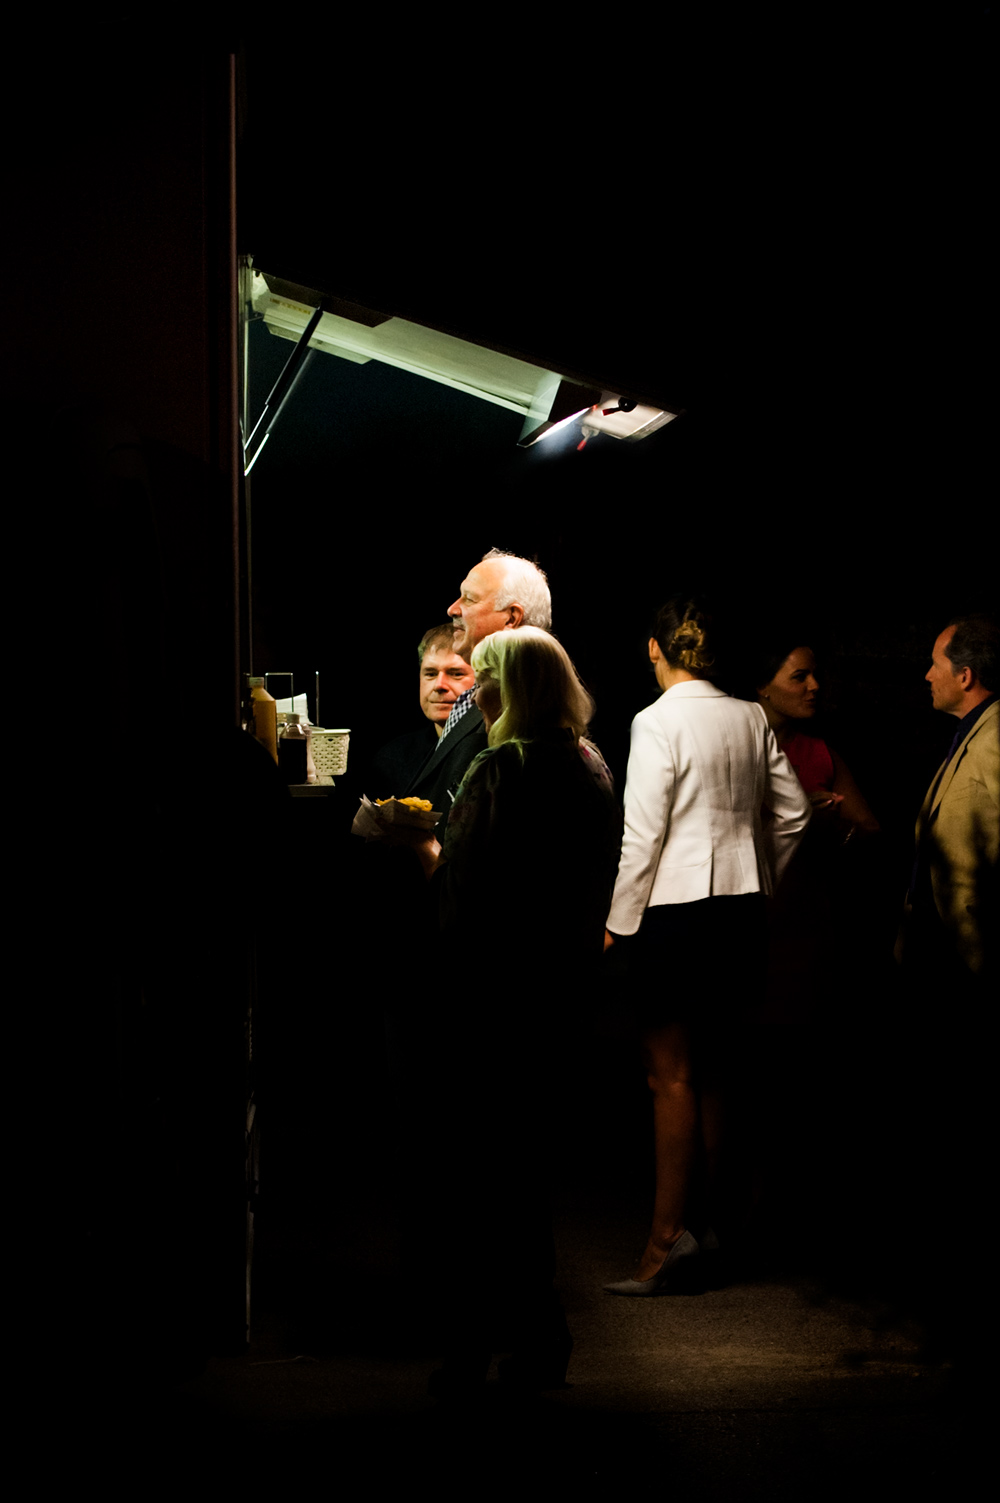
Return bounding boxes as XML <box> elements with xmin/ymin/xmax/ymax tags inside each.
<box><xmin>405</xmin><ymin>549</ymin><xmax>552</xmax><ymax>811</ymax></box>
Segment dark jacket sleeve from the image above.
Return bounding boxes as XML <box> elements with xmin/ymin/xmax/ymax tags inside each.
<box><xmin>406</xmin><ymin>706</ymin><xmax>489</xmax><ymax>812</ymax></box>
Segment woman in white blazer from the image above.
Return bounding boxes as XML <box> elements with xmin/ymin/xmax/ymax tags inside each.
<box><xmin>604</xmin><ymin>600</ymin><xmax>810</xmax><ymax>1295</ymax></box>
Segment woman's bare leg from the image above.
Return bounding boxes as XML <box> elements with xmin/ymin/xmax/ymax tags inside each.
<box><xmin>636</xmin><ymin>1022</ymin><xmax>696</xmax><ymax>1281</ymax></box>
<box><xmin>698</xmin><ymin>1077</ymin><xmax>726</xmax><ymax>1207</ymax></box>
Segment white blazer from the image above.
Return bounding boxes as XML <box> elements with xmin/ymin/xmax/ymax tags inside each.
<box><xmin>606</xmin><ymin>681</ymin><xmax>811</xmax><ymax>936</ymax></box>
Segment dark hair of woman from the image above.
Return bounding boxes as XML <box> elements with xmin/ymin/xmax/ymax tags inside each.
<box><xmin>650</xmin><ymin>598</ymin><xmax>716</xmax><ymax>675</ymax></box>
<box><xmin>751</xmin><ymin>622</ymin><xmax>830</xmax><ymax>700</ymax></box>
<box><xmin>755</xmin><ymin>639</ymin><xmax>808</xmax><ymax>695</ymax></box>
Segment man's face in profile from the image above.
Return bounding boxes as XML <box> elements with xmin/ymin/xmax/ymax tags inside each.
<box><xmin>925</xmin><ymin>626</ymin><xmax>965</xmax><ymax>716</ymax></box>
<box><xmin>448</xmin><ymin>559</ymin><xmax>510</xmax><ymax>657</ymax></box>
<box><xmin>420</xmin><ymin>639</ymin><xmax>475</xmax><ymax>731</ymax></box>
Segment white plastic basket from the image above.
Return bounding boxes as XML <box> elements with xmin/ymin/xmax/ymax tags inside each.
<box><xmin>309</xmin><ymin>728</ymin><xmax>350</xmax><ymax>777</ymax></box>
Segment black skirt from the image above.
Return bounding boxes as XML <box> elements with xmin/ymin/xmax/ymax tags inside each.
<box><xmin>630</xmin><ymin>893</ymin><xmax>765</xmax><ymax>1032</ymax></box>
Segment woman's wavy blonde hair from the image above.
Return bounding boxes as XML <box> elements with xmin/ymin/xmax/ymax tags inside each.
<box><xmin>471</xmin><ymin>627</ymin><xmax>594</xmax><ymax>751</ymax></box>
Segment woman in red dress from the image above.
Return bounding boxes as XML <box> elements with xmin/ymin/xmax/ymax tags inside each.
<box><xmin>756</xmin><ymin>642</ymin><xmax>881</xmax><ymax>1024</ymax></box>
<box><xmin>757</xmin><ymin>644</ymin><xmax>878</xmax><ymax>836</ymax></box>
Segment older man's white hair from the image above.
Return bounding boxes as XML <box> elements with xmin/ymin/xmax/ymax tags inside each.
<box><xmin>481</xmin><ymin>547</ymin><xmax>552</xmax><ymax>631</ymax></box>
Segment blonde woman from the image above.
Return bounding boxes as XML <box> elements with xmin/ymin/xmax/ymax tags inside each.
<box><xmin>604</xmin><ymin>599</ymin><xmax>811</xmax><ymax>1295</ymax></box>
<box><xmin>386</xmin><ymin>626</ymin><xmax>619</xmax><ymax>1393</ymax></box>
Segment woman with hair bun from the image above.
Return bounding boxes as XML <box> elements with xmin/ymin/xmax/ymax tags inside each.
<box><xmin>604</xmin><ymin>599</ymin><xmax>811</xmax><ymax>1295</ymax></box>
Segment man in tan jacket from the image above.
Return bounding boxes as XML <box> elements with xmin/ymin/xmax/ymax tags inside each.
<box><xmin>901</xmin><ymin>614</ymin><xmax>999</xmax><ymax>981</ymax></box>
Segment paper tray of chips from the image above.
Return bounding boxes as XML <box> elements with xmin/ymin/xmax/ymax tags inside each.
<box><xmin>351</xmin><ymin>794</ymin><xmax>442</xmax><ymax>840</ymax></box>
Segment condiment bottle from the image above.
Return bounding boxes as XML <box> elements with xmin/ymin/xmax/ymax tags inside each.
<box><xmin>278</xmin><ymin>712</ymin><xmax>308</xmax><ymax>783</ymax></box>
<box><xmin>248</xmin><ymin>677</ymin><xmax>278</xmax><ymax>763</ymax></box>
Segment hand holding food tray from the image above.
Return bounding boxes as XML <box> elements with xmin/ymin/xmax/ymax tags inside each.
<box><xmin>351</xmin><ymin>794</ymin><xmax>443</xmax><ymax>842</ymax></box>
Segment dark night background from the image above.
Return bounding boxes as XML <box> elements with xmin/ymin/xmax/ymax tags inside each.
<box><xmin>7</xmin><ymin>14</ymin><xmax>993</xmax><ymax>1487</ymax></box>
<box><xmin>236</xmin><ymin>17</ymin><xmax>992</xmax><ymax>764</ymax></box>
<box><xmin>239</xmin><ymin>28</ymin><xmax>993</xmax><ymax>872</ymax></box>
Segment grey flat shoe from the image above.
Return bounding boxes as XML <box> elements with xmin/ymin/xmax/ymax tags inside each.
<box><xmin>604</xmin><ymin>1230</ymin><xmax>702</xmax><ymax>1296</ymax></box>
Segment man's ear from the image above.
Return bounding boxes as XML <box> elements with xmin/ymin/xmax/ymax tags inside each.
<box><xmin>955</xmin><ymin>663</ymin><xmax>975</xmax><ymax>691</ymax></box>
<box><xmin>506</xmin><ymin>603</ymin><xmax>525</xmax><ymax>629</ymax></box>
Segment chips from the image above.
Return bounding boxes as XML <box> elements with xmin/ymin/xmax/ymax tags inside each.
<box><xmin>375</xmin><ymin>796</ymin><xmax>433</xmax><ymax>811</ymax></box>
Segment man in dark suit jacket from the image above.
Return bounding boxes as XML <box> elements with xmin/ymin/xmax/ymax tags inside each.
<box><xmin>406</xmin><ymin>548</ymin><xmax>553</xmax><ymax>812</ymax></box>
